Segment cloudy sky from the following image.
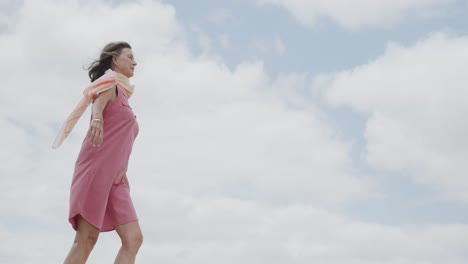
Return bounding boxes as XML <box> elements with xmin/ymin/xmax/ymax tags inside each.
<box><xmin>1</xmin><ymin>0</ymin><xmax>468</xmax><ymax>263</ymax></box>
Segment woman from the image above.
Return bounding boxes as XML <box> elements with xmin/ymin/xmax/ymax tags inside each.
<box><xmin>52</xmin><ymin>41</ymin><xmax>142</xmax><ymax>264</ymax></box>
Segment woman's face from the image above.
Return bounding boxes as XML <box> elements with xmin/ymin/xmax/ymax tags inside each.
<box><xmin>112</xmin><ymin>48</ymin><xmax>137</xmax><ymax>78</ymax></box>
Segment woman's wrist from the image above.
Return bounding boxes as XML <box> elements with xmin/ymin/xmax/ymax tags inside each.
<box><xmin>92</xmin><ymin>113</ymin><xmax>103</xmax><ymax>119</ymax></box>
<box><xmin>91</xmin><ymin>113</ymin><xmax>104</xmax><ymax>124</ymax></box>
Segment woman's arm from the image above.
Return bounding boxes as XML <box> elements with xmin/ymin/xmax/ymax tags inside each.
<box><xmin>89</xmin><ymin>86</ymin><xmax>115</xmax><ymax>147</ymax></box>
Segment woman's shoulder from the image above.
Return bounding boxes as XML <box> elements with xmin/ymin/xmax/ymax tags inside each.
<box><xmin>93</xmin><ymin>85</ymin><xmax>118</xmax><ymax>104</ymax></box>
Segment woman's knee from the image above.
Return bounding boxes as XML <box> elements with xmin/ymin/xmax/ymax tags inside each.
<box><xmin>122</xmin><ymin>231</ymin><xmax>143</xmax><ymax>251</ymax></box>
<box><xmin>74</xmin><ymin>233</ymin><xmax>98</xmax><ymax>251</ymax></box>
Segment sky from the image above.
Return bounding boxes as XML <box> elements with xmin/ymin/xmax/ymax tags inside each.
<box><xmin>1</xmin><ymin>0</ymin><xmax>468</xmax><ymax>263</ymax></box>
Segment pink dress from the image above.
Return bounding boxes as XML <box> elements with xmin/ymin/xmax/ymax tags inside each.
<box><xmin>69</xmin><ymin>85</ymin><xmax>139</xmax><ymax>232</ymax></box>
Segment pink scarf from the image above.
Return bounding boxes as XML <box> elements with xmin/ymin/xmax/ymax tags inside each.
<box><xmin>52</xmin><ymin>69</ymin><xmax>134</xmax><ymax>149</ymax></box>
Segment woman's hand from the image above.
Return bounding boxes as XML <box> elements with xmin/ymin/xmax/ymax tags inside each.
<box><xmin>89</xmin><ymin>117</ymin><xmax>104</xmax><ymax>147</ymax></box>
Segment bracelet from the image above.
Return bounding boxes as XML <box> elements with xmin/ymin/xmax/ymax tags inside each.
<box><xmin>92</xmin><ymin>118</ymin><xmax>103</xmax><ymax>123</ymax></box>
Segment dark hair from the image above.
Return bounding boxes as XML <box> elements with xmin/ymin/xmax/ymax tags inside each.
<box><xmin>87</xmin><ymin>41</ymin><xmax>132</xmax><ymax>82</ymax></box>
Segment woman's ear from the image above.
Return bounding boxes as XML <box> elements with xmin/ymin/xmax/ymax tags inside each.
<box><xmin>111</xmin><ymin>56</ymin><xmax>118</xmax><ymax>68</ymax></box>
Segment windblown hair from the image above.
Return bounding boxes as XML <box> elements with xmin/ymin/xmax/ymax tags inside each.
<box><xmin>87</xmin><ymin>41</ymin><xmax>132</xmax><ymax>82</ymax></box>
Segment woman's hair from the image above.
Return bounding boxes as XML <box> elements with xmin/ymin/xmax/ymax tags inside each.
<box><xmin>87</xmin><ymin>41</ymin><xmax>132</xmax><ymax>82</ymax></box>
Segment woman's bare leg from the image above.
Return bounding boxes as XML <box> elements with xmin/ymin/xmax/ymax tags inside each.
<box><xmin>64</xmin><ymin>215</ymin><xmax>100</xmax><ymax>264</ymax></box>
<box><xmin>114</xmin><ymin>221</ymin><xmax>143</xmax><ymax>264</ymax></box>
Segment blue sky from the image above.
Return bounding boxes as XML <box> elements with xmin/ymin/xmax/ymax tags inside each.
<box><xmin>168</xmin><ymin>0</ymin><xmax>468</xmax><ymax>74</ymax></box>
<box><xmin>2</xmin><ymin>0</ymin><xmax>468</xmax><ymax>263</ymax></box>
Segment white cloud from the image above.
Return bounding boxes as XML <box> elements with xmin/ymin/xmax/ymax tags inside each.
<box><xmin>318</xmin><ymin>32</ymin><xmax>468</xmax><ymax>203</ymax></box>
<box><xmin>130</xmin><ymin>58</ymin><xmax>368</xmax><ymax>205</ymax></box>
<box><xmin>130</xmin><ymin>192</ymin><xmax>468</xmax><ymax>264</ymax></box>
<box><xmin>1</xmin><ymin>0</ymin><xmax>468</xmax><ymax>263</ymax></box>
<box><xmin>3</xmin><ymin>189</ymin><xmax>468</xmax><ymax>263</ymax></box>
<box><xmin>257</xmin><ymin>0</ymin><xmax>453</xmax><ymax>31</ymax></box>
